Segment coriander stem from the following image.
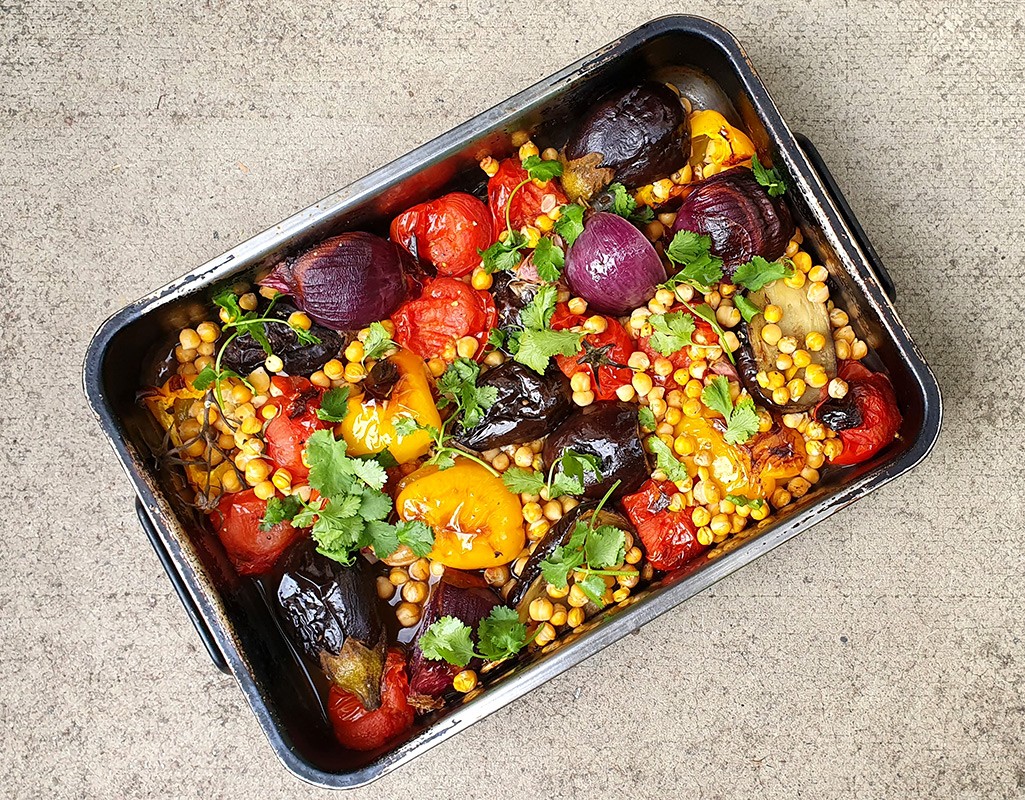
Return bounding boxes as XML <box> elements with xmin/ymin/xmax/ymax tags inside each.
<box><xmin>505</xmin><ymin>178</ymin><xmax>531</xmax><ymax>237</ymax></box>
<box><xmin>573</xmin><ymin>566</ymin><xmax>640</xmax><ymax>578</ymax></box>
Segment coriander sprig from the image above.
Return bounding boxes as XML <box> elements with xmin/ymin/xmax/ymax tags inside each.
<box><xmin>500</xmin><ymin>449</ymin><xmax>601</xmax><ymax>500</ymax></box>
<box><xmin>418</xmin><ymin>606</ymin><xmax>535</xmax><ymax>667</ymax></box>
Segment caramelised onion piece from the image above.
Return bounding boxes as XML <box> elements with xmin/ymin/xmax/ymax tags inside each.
<box><xmin>565</xmin><ymin>212</ymin><xmax>666</xmax><ymax>315</ymax></box>
<box><xmin>672</xmin><ymin>169</ymin><xmax>793</xmax><ymax>275</ymax></box>
<box><xmin>260</xmin><ymin>232</ymin><xmax>421</xmax><ymax>331</ymax></box>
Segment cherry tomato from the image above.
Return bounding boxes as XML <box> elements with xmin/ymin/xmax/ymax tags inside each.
<box><xmin>328</xmin><ymin>648</ymin><xmax>414</xmax><ymax>752</ymax></box>
<box><xmin>263</xmin><ymin>376</ymin><xmax>329</xmax><ymax>480</ymax></box>
<box><xmin>391</xmin><ymin>277</ymin><xmax>497</xmax><ymax>362</ymax></box>
<box><xmin>816</xmin><ymin>361</ymin><xmax>902</xmax><ymax>466</ymax></box>
<box><xmin>390</xmin><ymin>192</ymin><xmax>493</xmax><ymax>277</ymax></box>
<box><xmin>636</xmin><ymin>309</ymin><xmax>717</xmax><ymax>390</ymax></box>
<box><xmin>210</xmin><ymin>489</ymin><xmax>303</xmax><ymax>575</ymax></box>
<box><xmin>487</xmin><ymin>158</ymin><xmax>567</xmax><ymax>233</ymax></box>
<box><xmin>551</xmin><ymin>307</ymin><xmax>634</xmax><ymax>401</ymax></box>
<box><xmin>621</xmin><ymin>479</ymin><xmax>706</xmax><ymax>572</ymax></box>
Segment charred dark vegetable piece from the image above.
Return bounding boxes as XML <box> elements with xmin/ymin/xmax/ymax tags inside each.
<box><xmin>408</xmin><ymin>571</ymin><xmax>500</xmax><ymax>702</ymax></box>
<box><xmin>542</xmin><ymin>401</ymin><xmax>649</xmax><ymax>500</ymax></box>
<box><xmin>275</xmin><ymin>542</ymin><xmax>388</xmax><ymax>710</ymax></box>
<box><xmin>817</xmin><ymin>394</ymin><xmax>862</xmax><ymax>431</ymax></box>
<box><xmin>672</xmin><ymin>169</ymin><xmax>793</xmax><ymax>274</ymax></box>
<box><xmin>490</xmin><ymin>271</ymin><xmax>539</xmax><ymax>332</ymax></box>
<box><xmin>507</xmin><ymin>504</ymin><xmax>633</xmax><ymax>619</ymax></box>
<box><xmin>561</xmin><ymin>82</ymin><xmax>690</xmax><ymax>202</ymax></box>
<box><xmin>220</xmin><ymin>302</ymin><xmax>343</xmax><ymax>377</ymax></box>
<box><xmin>454</xmin><ymin>361</ymin><xmax>573</xmax><ymax>451</ymax></box>
<box><xmin>362</xmin><ymin>359</ymin><xmax>401</xmax><ymax>401</ymax></box>
<box><xmin>736</xmin><ymin>280</ymin><xmax>836</xmax><ymax>411</ymax></box>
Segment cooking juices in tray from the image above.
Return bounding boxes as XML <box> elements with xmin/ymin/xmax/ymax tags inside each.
<box><xmin>140</xmin><ymin>80</ymin><xmax>903</xmax><ymax>754</ymax></box>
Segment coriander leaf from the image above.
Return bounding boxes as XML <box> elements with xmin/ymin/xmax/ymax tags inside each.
<box><xmin>259</xmin><ymin>495</ymin><xmax>303</xmax><ymax>531</ymax></box>
<box><xmin>291</xmin><ymin>503</ymin><xmax>319</xmax><ymax>529</ymax></box>
<box><xmin>305</xmin><ymin>430</ymin><xmax>355</xmax><ymax>498</ymax></box>
<box><xmin>734</xmin><ymin>294</ymin><xmax>762</xmax><ymax>324</ymax></box>
<box><xmin>501</xmin><ymin>467</ymin><xmax>546</xmax><ymax>495</ymax></box>
<box><xmin>666</xmin><ymin>230</ymin><xmax>710</xmax><ymax>264</ymax></box>
<box><xmin>724</xmin><ymin>395</ymin><xmax>760</xmax><ymax>445</ymax></box>
<box><xmin>437</xmin><ymin>358</ymin><xmax>498</xmax><ymax>430</ymax></box>
<box><xmin>396</xmin><ymin>520</ymin><xmax>434</xmax><ymax>557</ymax></box>
<box><xmin>316</xmin><ymin>386</ymin><xmax>350</xmax><ymax>422</ymax></box>
<box><xmin>418</xmin><ymin>616</ymin><xmax>476</xmax><ymax>667</ymax></box>
<box><xmin>351</xmin><ymin>457</ymin><xmax>388</xmax><ymax>491</ymax></box>
<box><xmin>630</xmin><ymin>205</ymin><xmax>655</xmax><ymax>224</ymax></box>
<box><xmin>647</xmin><ymin>435</ymin><xmax>691</xmax><ymax>484</ymax></box>
<box><xmin>393</xmin><ymin>415</ymin><xmax>419</xmax><ymax>437</ymax></box>
<box><xmin>364</xmin><ymin>519</ymin><xmax>400</xmax><ymax>560</ymax></box>
<box><xmin>477</xmin><ymin>606</ymin><xmax>529</xmax><ymax>662</ymax></box>
<box><xmin>732</xmin><ymin>256</ymin><xmax>792</xmax><ymax>291</ymax></box>
<box><xmin>430</xmin><ymin>449</ymin><xmax>456</xmax><ymax>470</ymax></box>
<box><xmin>638</xmin><ymin>406</ymin><xmax>656</xmax><ymax>430</ymax></box>
<box><xmin>374</xmin><ymin>449</ymin><xmax>399</xmax><ymax>469</ymax></box>
<box><xmin>566</xmin><ymin>519</ymin><xmax>588</xmax><ymax>552</ymax></box>
<box><xmin>503</xmin><ymin>328</ymin><xmax>522</xmax><ymax>355</ymax></box>
<box><xmin>532</xmin><ymin>237</ymin><xmax>565</xmax><ymax>283</ymax></box>
<box><xmin>519</xmin><ymin>284</ymin><xmax>558</xmax><ymax>331</ymax></box>
<box><xmin>548</xmin><ymin>471</ymin><xmax>585</xmax><ymax>500</ymax></box>
<box><xmin>607</xmin><ymin>182</ymin><xmax>637</xmax><ymax>218</ymax></box>
<box><xmin>751</xmin><ymin>153</ymin><xmax>786</xmax><ymax>197</ymax></box>
<box><xmin>522</xmin><ymin>154</ymin><xmax>563</xmax><ymax>181</ymax></box>
<box><xmin>480</xmin><ymin>235</ymin><xmax>526</xmax><ymax>274</ymax></box>
<box><xmin>648</xmin><ymin>311</ymin><xmax>696</xmax><ymax>356</ymax></box>
<box><xmin>514</xmin><ymin>328</ymin><xmax>583</xmax><ymax>374</ymax></box>
<box><xmin>554</xmin><ymin>203</ymin><xmax>584</xmax><ymax>247</ymax></box>
<box><xmin>487</xmin><ymin>328</ymin><xmax>507</xmax><ymax>349</ymax></box>
<box><xmin>700</xmin><ymin>375</ymin><xmax>734</xmax><ymax>420</ymax></box>
<box><xmin>191</xmin><ymin>365</ymin><xmax>218</xmax><ymax>391</ymax></box>
<box><xmin>557</xmin><ymin>449</ymin><xmax>601</xmax><ymax>490</ymax></box>
<box><xmin>212</xmin><ymin>289</ymin><xmax>243</xmax><ymax>323</ymax></box>
<box><xmin>357</xmin><ymin>489</ymin><xmax>392</xmax><ymax>521</ymax></box>
<box><xmin>362</xmin><ymin>322</ymin><xmax>398</xmax><ymax>363</ymax></box>
<box><xmin>576</xmin><ymin>574</ymin><xmax>608</xmax><ymax>607</ymax></box>
<box><xmin>330</xmin><ymin>493</ymin><xmax>362</xmax><ymax>520</ymax></box>
<box><xmin>584</xmin><ymin>525</ymin><xmax>627</xmax><ymax>569</ymax></box>
<box><xmin>540</xmin><ymin>545</ymin><xmax>584</xmax><ymax>589</ymax></box>
<box><xmin>310</xmin><ymin>506</ymin><xmax>365</xmax><ymax>563</ymax></box>
<box><xmin>726</xmin><ymin>494</ymin><xmax>765</xmax><ymax>509</ymax></box>
<box><xmin>664</xmin><ymin>230</ymin><xmax>724</xmax><ymax>290</ymax></box>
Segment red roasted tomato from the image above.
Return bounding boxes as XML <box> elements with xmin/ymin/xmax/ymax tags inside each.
<box><xmin>816</xmin><ymin>361</ymin><xmax>902</xmax><ymax>466</ymax></box>
<box><xmin>636</xmin><ymin>309</ymin><xmax>717</xmax><ymax>391</ymax></box>
<box><xmin>390</xmin><ymin>192</ymin><xmax>493</xmax><ymax>277</ymax></box>
<box><xmin>487</xmin><ymin>158</ymin><xmax>568</xmax><ymax>233</ymax></box>
<box><xmin>391</xmin><ymin>277</ymin><xmax>497</xmax><ymax>361</ymax></box>
<box><xmin>263</xmin><ymin>376</ymin><xmax>328</xmax><ymax>480</ymax></box>
<box><xmin>621</xmin><ymin>479</ymin><xmax>706</xmax><ymax>571</ymax></box>
<box><xmin>210</xmin><ymin>489</ymin><xmax>303</xmax><ymax>575</ymax></box>
<box><xmin>551</xmin><ymin>306</ymin><xmax>634</xmax><ymax>401</ymax></box>
<box><xmin>328</xmin><ymin>648</ymin><xmax>415</xmax><ymax>752</ymax></box>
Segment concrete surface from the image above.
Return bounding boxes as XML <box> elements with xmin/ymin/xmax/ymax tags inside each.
<box><xmin>2</xmin><ymin>1</ymin><xmax>1022</xmax><ymax>797</ymax></box>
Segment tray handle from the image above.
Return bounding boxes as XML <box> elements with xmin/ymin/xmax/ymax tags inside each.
<box><xmin>135</xmin><ymin>500</ymin><xmax>230</xmax><ymax>674</ymax></box>
<box><xmin>794</xmin><ymin>133</ymin><xmax>897</xmax><ymax>302</ymax></box>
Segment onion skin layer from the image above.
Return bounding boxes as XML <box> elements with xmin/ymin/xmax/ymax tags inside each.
<box><xmin>672</xmin><ymin>168</ymin><xmax>793</xmax><ymax>275</ymax></box>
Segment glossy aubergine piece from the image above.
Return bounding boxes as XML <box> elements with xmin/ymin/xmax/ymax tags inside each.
<box><xmin>490</xmin><ymin>271</ymin><xmax>539</xmax><ymax>332</ymax></box>
<box><xmin>454</xmin><ymin>361</ymin><xmax>573</xmax><ymax>451</ymax></box>
<box><xmin>220</xmin><ymin>302</ymin><xmax>344</xmax><ymax>377</ymax></box>
<box><xmin>507</xmin><ymin>504</ymin><xmax>634</xmax><ymax>618</ymax></box>
<box><xmin>561</xmin><ymin>81</ymin><xmax>690</xmax><ymax>202</ymax></box>
<box><xmin>736</xmin><ymin>280</ymin><xmax>836</xmax><ymax>411</ymax></box>
<box><xmin>671</xmin><ymin>168</ymin><xmax>793</xmax><ymax>274</ymax></box>
<box><xmin>275</xmin><ymin>542</ymin><xmax>388</xmax><ymax>710</ymax></box>
<box><xmin>542</xmin><ymin>401</ymin><xmax>649</xmax><ymax>500</ymax></box>
<box><xmin>408</xmin><ymin>571</ymin><xmax>501</xmax><ymax>702</ymax></box>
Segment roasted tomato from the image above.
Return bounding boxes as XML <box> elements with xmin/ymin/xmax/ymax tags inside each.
<box><xmin>636</xmin><ymin>310</ymin><xmax>717</xmax><ymax>390</ymax></box>
<box><xmin>487</xmin><ymin>157</ymin><xmax>568</xmax><ymax>233</ymax></box>
<box><xmin>816</xmin><ymin>361</ymin><xmax>902</xmax><ymax>466</ymax></box>
<box><xmin>395</xmin><ymin>459</ymin><xmax>526</xmax><ymax>569</ymax></box>
<box><xmin>263</xmin><ymin>376</ymin><xmax>329</xmax><ymax>480</ymax></box>
<box><xmin>339</xmin><ymin>349</ymin><xmax>441</xmax><ymax>464</ymax></box>
<box><xmin>210</xmin><ymin>489</ymin><xmax>304</xmax><ymax>575</ymax></box>
<box><xmin>551</xmin><ymin>307</ymin><xmax>634</xmax><ymax>401</ymax></box>
<box><xmin>390</xmin><ymin>192</ymin><xmax>494</xmax><ymax>277</ymax></box>
<box><xmin>621</xmin><ymin>480</ymin><xmax>706</xmax><ymax>571</ymax></box>
<box><xmin>328</xmin><ymin>648</ymin><xmax>414</xmax><ymax>752</ymax></box>
<box><xmin>391</xmin><ymin>277</ymin><xmax>497</xmax><ymax>362</ymax></box>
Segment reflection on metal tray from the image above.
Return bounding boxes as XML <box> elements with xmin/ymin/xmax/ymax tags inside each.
<box><xmin>84</xmin><ymin>15</ymin><xmax>941</xmax><ymax>789</ymax></box>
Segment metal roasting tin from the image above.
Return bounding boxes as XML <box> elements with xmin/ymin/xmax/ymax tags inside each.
<box><xmin>83</xmin><ymin>16</ymin><xmax>942</xmax><ymax>789</ymax></box>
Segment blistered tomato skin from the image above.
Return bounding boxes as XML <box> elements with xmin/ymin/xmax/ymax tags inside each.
<box><xmin>817</xmin><ymin>361</ymin><xmax>902</xmax><ymax>466</ymax></box>
<box><xmin>391</xmin><ymin>277</ymin><xmax>497</xmax><ymax>362</ymax></box>
<box><xmin>338</xmin><ymin>349</ymin><xmax>440</xmax><ymax>464</ymax></box>
<box><xmin>328</xmin><ymin>648</ymin><xmax>414</xmax><ymax>752</ymax></box>
<box><xmin>263</xmin><ymin>376</ymin><xmax>329</xmax><ymax>480</ymax></box>
<box><xmin>390</xmin><ymin>192</ymin><xmax>494</xmax><ymax>277</ymax></box>
<box><xmin>621</xmin><ymin>480</ymin><xmax>706</xmax><ymax>572</ymax></box>
<box><xmin>552</xmin><ymin>308</ymin><xmax>634</xmax><ymax>402</ymax></box>
<box><xmin>396</xmin><ymin>459</ymin><xmax>526</xmax><ymax>569</ymax></box>
<box><xmin>487</xmin><ymin>158</ymin><xmax>567</xmax><ymax>233</ymax></box>
<box><xmin>211</xmin><ymin>490</ymin><xmax>304</xmax><ymax>575</ymax></box>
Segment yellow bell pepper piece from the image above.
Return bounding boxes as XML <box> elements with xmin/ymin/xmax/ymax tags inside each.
<box><xmin>689</xmin><ymin>109</ymin><xmax>756</xmax><ymax>168</ymax></box>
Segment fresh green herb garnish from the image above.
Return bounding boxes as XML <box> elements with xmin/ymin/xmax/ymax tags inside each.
<box><xmin>663</xmin><ymin>230</ymin><xmax>725</xmax><ymax>290</ymax></box>
<box><xmin>480</xmin><ymin>231</ymin><xmax>527</xmax><ymax>274</ymax></box>
<box><xmin>418</xmin><ymin>616</ymin><xmax>477</xmax><ymax>667</ymax></box>
<box><xmin>680</xmin><ymin>299</ymin><xmax>736</xmax><ymax>365</ymax></box>
<box><xmin>361</xmin><ymin>321</ymin><xmax>399</xmax><ymax>363</ymax></box>
<box><xmin>500</xmin><ymin>448</ymin><xmax>602</xmax><ymax>500</ymax></box>
<box><xmin>726</xmin><ymin>494</ymin><xmax>765</xmax><ymax>510</ymax></box>
<box><xmin>522</xmin><ymin>155</ymin><xmax>563</xmax><ymax>182</ymax></box>
<box><xmin>192</xmin><ymin>364</ymin><xmax>247</xmax><ymax>392</ymax></box>
<box><xmin>751</xmin><ymin>153</ymin><xmax>786</xmax><ymax>197</ymax></box>
<box><xmin>604</xmin><ymin>182</ymin><xmax>655</xmax><ymax>224</ymax></box>
<box><xmin>394</xmin><ymin>415</ymin><xmax>498</xmax><ymax>475</ymax></box>
<box><xmin>510</xmin><ymin>285</ymin><xmax>584</xmax><ymax>374</ymax></box>
<box><xmin>646</xmin><ymin>435</ymin><xmax>691</xmax><ymax>485</ymax></box>
<box><xmin>700</xmin><ymin>376</ymin><xmax>761</xmax><ymax>445</ymax></box>
<box><xmin>637</xmin><ymin>406</ymin><xmax>656</xmax><ymax>431</ymax></box>
<box><xmin>532</xmin><ymin>237</ymin><xmax>565</xmax><ymax>282</ymax></box>
<box><xmin>315</xmin><ymin>386</ymin><xmax>351</xmax><ymax>423</ymax></box>
<box><xmin>475</xmin><ymin>606</ymin><xmax>530</xmax><ymax>662</ymax></box>
<box><xmin>258</xmin><ymin>495</ymin><xmax>304</xmax><ymax>531</ymax></box>
<box><xmin>554</xmin><ymin>204</ymin><xmax>585</xmax><ymax>247</ymax></box>
<box><xmin>733</xmin><ymin>294</ymin><xmax>762</xmax><ymax>324</ymax></box>
<box><xmin>732</xmin><ymin>256</ymin><xmax>793</xmax><ymax>292</ymax></box>
<box><xmin>436</xmin><ymin>358</ymin><xmax>499</xmax><ymax>431</ymax></box>
<box><xmin>647</xmin><ymin>311</ymin><xmax>696</xmax><ymax>356</ymax></box>
<box><xmin>419</xmin><ymin>606</ymin><xmax>531</xmax><ymax>667</ymax></box>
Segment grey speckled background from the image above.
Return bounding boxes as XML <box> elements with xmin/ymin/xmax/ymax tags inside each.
<box><xmin>2</xmin><ymin>1</ymin><xmax>1023</xmax><ymax>798</ymax></box>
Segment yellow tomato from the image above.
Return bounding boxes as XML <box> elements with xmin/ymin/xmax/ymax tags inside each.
<box><xmin>338</xmin><ymin>348</ymin><xmax>441</xmax><ymax>464</ymax></box>
<box><xmin>689</xmin><ymin>109</ymin><xmax>756</xmax><ymax>168</ymax></box>
<box><xmin>395</xmin><ymin>459</ymin><xmax>526</xmax><ymax>569</ymax></box>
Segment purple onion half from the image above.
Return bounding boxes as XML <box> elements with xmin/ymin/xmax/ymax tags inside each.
<box><xmin>672</xmin><ymin>168</ymin><xmax>793</xmax><ymax>275</ymax></box>
<box><xmin>260</xmin><ymin>232</ymin><xmax>419</xmax><ymax>330</ymax></box>
<box><xmin>565</xmin><ymin>212</ymin><xmax>666</xmax><ymax>315</ymax></box>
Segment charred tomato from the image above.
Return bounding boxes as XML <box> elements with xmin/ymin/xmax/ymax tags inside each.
<box><xmin>210</xmin><ymin>489</ymin><xmax>304</xmax><ymax>575</ymax></box>
<box><xmin>816</xmin><ymin>361</ymin><xmax>902</xmax><ymax>466</ymax></box>
<box><xmin>621</xmin><ymin>479</ymin><xmax>706</xmax><ymax>571</ymax></box>
<box><xmin>391</xmin><ymin>277</ymin><xmax>497</xmax><ymax>362</ymax></box>
<box><xmin>487</xmin><ymin>158</ymin><xmax>567</xmax><ymax>233</ymax></box>
<box><xmin>390</xmin><ymin>192</ymin><xmax>493</xmax><ymax>277</ymax></box>
<box><xmin>262</xmin><ymin>375</ymin><xmax>329</xmax><ymax>480</ymax></box>
<box><xmin>551</xmin><ymin>306</ymin><xmax>633</xmax><ymax>401</ymax></box>
<box><xmin>327</xmin><ymin>648</ymin><xmax>415</xmax><ymax>751</ymax></box>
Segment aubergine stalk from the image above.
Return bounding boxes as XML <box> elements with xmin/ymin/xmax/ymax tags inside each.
<box><xmin>560</xmin><ymin>82</ymin><xmax>690</xmax><ymax>202</ymax></box>
<box><xmin>275</xmin><ymin>542</ymin><xmax>388</xmax><ymax>710</ymax></box>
